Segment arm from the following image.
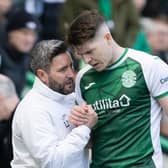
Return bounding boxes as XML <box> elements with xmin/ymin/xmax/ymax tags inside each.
<box><xmin>143</xmin><ymin>56</ymin><xmax>168</xmax><ymax>137</ymax></box>
<box><xmin>158</xmin><ymin>96</ymin><xmax>168</xmax><ymax>116</ymax></box>
<box><xmin>159</xmin><ymin>97</ymin><xmax>168</xmax><ymax>137</ymax></box>
<box><xmin>0</xmin><ymin>95</ymin><xmax>17</xmax><ymax>121</ymax></box>
<box><xmin>69</xmin><ymin>104</ymin><xmax>98</xmax><ymax>128</ymax></box>
<box><xmin>0</xmin><ymin>96</ymin><xmax>10</xmax><ymax>121</ymax></box>
<box><xmin>16</xmin><ymin>105</ymin><xmax>93</xmax><ymax>167</ymax></box>
<box><xmin>68</xmin><ymin>104</ymin><xmax>98</xmax><ymax>150</ymax></box>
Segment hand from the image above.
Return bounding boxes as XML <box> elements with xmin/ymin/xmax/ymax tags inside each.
<box><xmin>0</xmin><ymin>96</ymin><xmax>17</xmax><ymax>121</ymax></box>
<box><xmin>84</xmin><ymin>105</ymin><xmax>98</xmax><ymax>128</ymax></box>
<box><xmin>69</xmin><ymin>104</ymin><xmax>98</xmax><ymax>128</ymax></box>
<box><xmin>0</xmin><ymin>96</ymin><xmax>10</xmax><ymax>120</ymax></box>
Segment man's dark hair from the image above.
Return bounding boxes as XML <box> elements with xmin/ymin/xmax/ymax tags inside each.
<box><xmin>67</xmin><ymin>10</ymin><xmax>105</xmax><ymax>46</ymax></box>
<box><xmin>30</xmin><ymin>40</ymin><xmax>67</xmax><ymax>74</ymax></box>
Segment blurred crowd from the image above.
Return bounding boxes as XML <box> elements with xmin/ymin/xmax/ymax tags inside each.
<box><xmin>0</xmin><ymin>0</ymin><xmax>167</xmax><ymax>167</ymax></box>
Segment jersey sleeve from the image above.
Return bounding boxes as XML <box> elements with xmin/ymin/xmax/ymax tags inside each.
<box><xmin>145</xmin><ymin>57</ymin><xmax>168</xmax><ymax>99</ymax></box>
<box><xmin>75</xmin><ymin>72</ymin><xmax>86</xmax><ymax>105</ymax></box>
<box><xmin>75</xmin><ymin>66</ymin><xmax>91</xmax><ymax>105</ymax></box>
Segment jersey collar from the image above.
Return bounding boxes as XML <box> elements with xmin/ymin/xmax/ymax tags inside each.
<box><xmin>106</xmin><ymin>48</ymin><xmax>128</xmax><ymax>70</ymax></box>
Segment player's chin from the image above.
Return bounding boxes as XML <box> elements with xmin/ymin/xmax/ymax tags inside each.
<box><xmin>95</xmin><ymin>67</ymin><xmax>104</xmax><ymax>72</ymax></box>
<box><xmin>93</xmin><ymin>63</ymin><xmax>105</xmax><ymax>72</ymax></box>
<box><xmin>64</xmin><ymin>83</ymin><xmax>75</xmax><ymax>94</ymax></box>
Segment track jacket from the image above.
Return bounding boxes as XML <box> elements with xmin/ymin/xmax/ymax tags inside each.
<box><xmin>11</xmin><ymin>77</ymin><xmax>90</xmax><ymax>168</ymax></box>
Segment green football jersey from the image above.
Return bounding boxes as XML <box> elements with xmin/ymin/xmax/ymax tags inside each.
<box><xmin>75</xmin><ymin>48</ymin><xmax>168</xmax><ymax>168</ymax></box>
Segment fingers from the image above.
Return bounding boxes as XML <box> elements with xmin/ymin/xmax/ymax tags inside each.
<box><xmin>71</xmin><ymin>105</ymin><xmax>88</xmax><ymax>119</ymax></box>
<box><xmin>85</xmin><ymin>105</ymin><xmax>98</xmax><ymax>128</ymax></box>
<box><xmin>69</xmin><ymin>105</ymin><xmax>88</xmax><ymax>126</ymax></box>
<box><xmin>69</xmin><ymin>104</ymin><xmax>98</xmax><ymax>128</ymax></box>
<box><xmin>69</xmin><ymin>113</ymin><xmax>88</xmax><ymax>123</ymax></box>
<box><xmin>87</xmin><ymin>105</ymin><xmax>94</xmax><ymax>113</ymax></box>
<box><xmin>69</xmin><ymin>115</ymin><xmax>88</xmax><ymax>126</ymax></box>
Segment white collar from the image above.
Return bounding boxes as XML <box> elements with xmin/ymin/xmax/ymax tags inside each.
<box><xmin>33</xmin><ymin>77</ymin><xmax>75</xmax><ymax>102</ymax></box>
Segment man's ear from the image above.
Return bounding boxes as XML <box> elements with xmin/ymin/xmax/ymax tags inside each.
<box><xmin>104</xmin><ymin>33</ymin><xmax>112</xmax><ymax>44</ymax></box>
<box><xmin>36</xmin><ymin>69</ymin><xmax>49</xmax><ymax>85</ymax></box>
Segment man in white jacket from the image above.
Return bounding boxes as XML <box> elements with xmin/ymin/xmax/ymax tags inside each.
<box><xmin>11</xmin><ymin>40</ymin><xmax>98</xmax><ymax>168</ymax></box>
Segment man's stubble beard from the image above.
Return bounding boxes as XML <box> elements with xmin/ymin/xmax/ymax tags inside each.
<box><xmin>48</xmin><ymin>76</ymin><xmax>74</xmax><ymax>95</ymax></box>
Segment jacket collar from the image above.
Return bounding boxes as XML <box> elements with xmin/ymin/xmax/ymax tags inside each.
<box><xmin>33</xmin><ymin>77</ymin><xmax>75</xmax><ymax>102</ymax></box>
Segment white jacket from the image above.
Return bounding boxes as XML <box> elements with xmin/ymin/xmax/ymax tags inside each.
<box><xmin>11</xmin><ymin>77</ymin><xmax>90</xmax><ymax>168</ymax></box>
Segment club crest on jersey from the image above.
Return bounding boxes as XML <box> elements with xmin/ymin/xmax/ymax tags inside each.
<box><xmin>121</xmin><ymin>70</ymin><xmax>136</xmax><ymax>88</ymax></box>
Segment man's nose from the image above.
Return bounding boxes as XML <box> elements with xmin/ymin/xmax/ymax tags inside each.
<box><xmin>83</xmin><ymin>54</ymin><xmax>92</xmax><ymax>64</ymax></box>
<box><xmin>67</xmin><ymin>68</ymin><xmax>75</xmax><ymax>78</ymax></box>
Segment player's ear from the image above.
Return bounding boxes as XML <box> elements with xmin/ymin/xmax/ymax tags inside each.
<box><xmin>104</xmin><ymin>33</ymin><xmax>112</xmax><ymax>44</ymax></box>
<box><xmin>36</xmin><ymin>69</ymin><xmax>49</xmax><ymax>85</ymax></box>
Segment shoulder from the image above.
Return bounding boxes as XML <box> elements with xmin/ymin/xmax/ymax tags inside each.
<box><xmin>127</xmin><ymin>49</ymin><xmax>168</xmax><ymax>80</ymax></box>
<box><xmin>76</xmin><ymin>65</ymin><xmax>92</xmax><ymax>82</ymax></box>
<box><xmin>16</xmin><ymin>90</ymin><xmax>46</xmax><ymax>113</ymax></box>
<box><xmin>128</xmin><ymin>48</ymin><xmax>158</xmax><ymax>65</ymax></box>
<box><xmin>14</xmin><ymin>90</ymin><xmax>53</xmax><ymax>124</ymax></box>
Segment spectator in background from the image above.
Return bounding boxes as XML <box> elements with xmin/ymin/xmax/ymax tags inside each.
<box><xmin>40</xmin><ymin>0</ymin><xmax>65</xmax><ymax>40</ymax></box>
<box><xmin>0</xmin><ymin>0</ymin><xmax>12</xmax><ymax>44</ymax></box>
<box><xmin>0</xmin><ymin>9</ymin><xmax>40</xmax><ymax>97</ymax></box>
<box><xmin>0</xmin><ymin>74</ymin><xmax>19</xmax><ymax>168</ymax></box>
<box><xmin>98</xmin><ymin>0</ymin><xmax>150</xmax><ymax>53</ymax></box>
<box><xmin>59</xmin><ymin>0</ymin><xmax>98</xmax><ymax>40</ymax></box>
<box><xmin>25</xmin><ymin>0</ymin><xmax>66</xmax><ymax>40</ymax></box>
<box><xmin>154</xmin><ymin>16</ymin><xmax>168</xmax><ymax>64</ymax></box>
<box><xmin>142</xmin><ymin>0</ymin><xmax>168</xmax><ymax>18</ymax></box>
<box><xmin>141</xmin><ymin>16</ymin><xmax>168</xmax><ymax>62</ymax></box>
<box><xmin>99</xmin><ymin>0</ymin><xmax>139</xmax><ymax>48</ymax></box>
<box><xmin>12</xmin><ymin>0</ymin><xmax>65</xmax><ymax>40</ymax></box>
<box><xmin>132</xmin><ymin>0</ymin><xmax>147</xmax><ymax>13</ymax></box>
<box><xmin>11</xmin><ymin>40</ymin><xmax>97</xmax><ymax>167</ymax></box>
<box><xmin>131</xmin><ymin>0</ymin><xmax>151</xmax><ymax>53</ymax></box>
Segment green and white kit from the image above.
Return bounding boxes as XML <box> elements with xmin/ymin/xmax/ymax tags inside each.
<box><xmin>75</xmin><ymin>48</ymin><xmax>168</xmax><ymax>168</ymax></box>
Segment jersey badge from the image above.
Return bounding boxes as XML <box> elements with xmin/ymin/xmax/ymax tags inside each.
<box><xmin>121</xmin><ymin>70</ymin><xmax>136</xmax><ymax>88</ymax></box>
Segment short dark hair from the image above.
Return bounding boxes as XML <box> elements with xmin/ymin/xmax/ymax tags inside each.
<box><xmin>67</xmin><ymin>10</ymin><xmax>105</xmax><ymax>46</ymax></box>
<box><xmin>30</xmin><ymin>40</ymin><xmax>67</xmax><ymax>74</ymax></box>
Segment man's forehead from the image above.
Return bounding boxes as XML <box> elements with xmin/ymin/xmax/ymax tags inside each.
<box><xmin>75</xmin><ymin>44</ymin><xmax>85</xmax><ymax>51</ymax></box>
<box><xmin>74</xmin><ymin>43</ymin><xmax>92</xmax><ymax>53</ymax></box>
<box><xmin>75</xmin><ymin>46</ymin><xmax>87</xmax><ymax>55</ymax></box>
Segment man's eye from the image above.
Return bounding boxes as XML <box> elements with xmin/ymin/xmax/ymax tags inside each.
<box><xmin>59</xmin><ymin>67</ymin><xmax>66</xmax><ymax>72</ymax></box>
<box><xmin>86</xmin><ymin>50</ymin><xmax>92</xmax><ymax>54</ymax></box>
